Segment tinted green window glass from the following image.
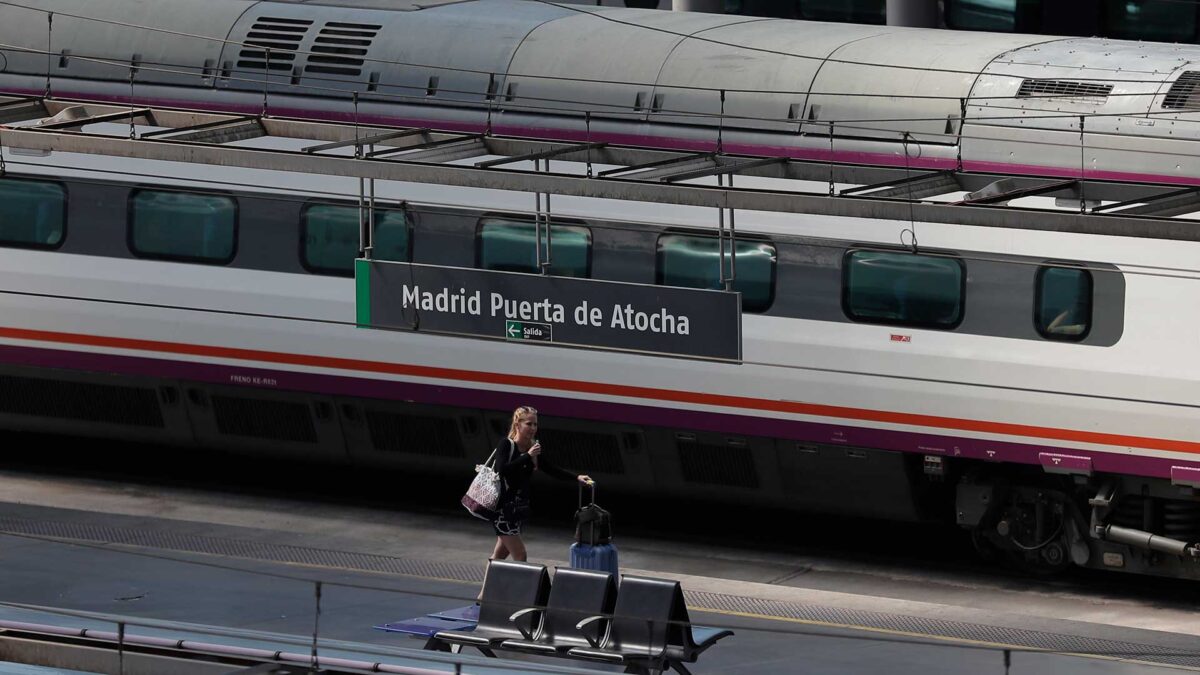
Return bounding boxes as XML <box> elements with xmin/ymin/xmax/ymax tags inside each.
<box><xmin>656</xmin><ymin>234</ymin><xmax>776</xmax><ymax>313</ymax></box>
<box><xmin>303</xmin><ymin>204</ymin><xmax>409</xmax><ymax>275</ymax></box>
<box><xmin>945</xmin><ymin>0</ymin><xmax>1041</xmax><ymax>31</ymax></box>
<box><xmin>798</xmin><ymin>0</ymin><xmax>885</xmax><ymax>23</ymax></box>
<box><xmin>1036</xmin><ymin>266</ymin><xmax>1092</xmax><ymax>341</ymax></box>
<box><xmin>477</xmin><ymin>220</ymin><xmax>590</xmax><ymax>278</ymax></box>
<box><xmin>844</xmin><ymin>250</ymin><xmax>964</xmax><ymax>328</ymax></box>
<box><xmin>1104</xmin><ymin>1</ymin><xmax>1195</xmax><ymax>42</ymax></box>
<box><xmin>130</xmin><ymin>191</ymin><xmax>235</xmax><ymax>263</ymax></box>
<box><xmin>0</xmin><ymin>179</ymin><xmax>65</xmax><ymax>247</ymax></box>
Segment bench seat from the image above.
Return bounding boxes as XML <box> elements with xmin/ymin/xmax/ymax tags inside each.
<box><xmin>374</xmin><ymin>616</ymin><xmax>475</xmax><ymax>637</ymax></box>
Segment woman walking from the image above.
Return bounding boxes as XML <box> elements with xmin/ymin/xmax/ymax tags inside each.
<box><xmin>489</xmin><ymin>405</ymin><xmax>592</xmax><ymax>562</ymax></box>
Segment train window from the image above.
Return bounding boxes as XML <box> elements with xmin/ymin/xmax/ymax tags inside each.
<box><xmin>129</xmin><ymin>190</ymin><xmax>236</xmax><ymax>264</ymax></box>
<box><xmin>1035</xmin><ymin>265</ymin><xmax>1092</xmax><ymax>341</ymax></box>
<box><xmin>0</xmin><ymin>178</ymin><xmax>65</xmax><ymax>249</ymax></box>
<box><xmin>843</xmin><ymin>250</ymin><xmax>964</xmax><ymax>329</ymax></box>
<box><xmin>945</xmin><ymin>0</ymin><xmax>1040</xmax><ymax>31</ymax></box>
<box><xmin>656</xmin><ymin>234</ymin><xmax>776</xmax><ymax>313</ymax></box>
<box><xmin>477</xmin><ymin>219</ymin><xmax>591</xmax><ymax>278</ymax></box>
<box><xmin>1104</xmin><ymin>1</ymin><xmax>1196</xmax><ymax>43</ymax></box>
<box><xmin>797</xmin><ymin>0</ymin><xmax>885</xmax><ymax>23</ymax></box>
<box><xmin>302</xmin><ymin>203</ymin><xmax>410</xmax><ymax>276</ymax></box>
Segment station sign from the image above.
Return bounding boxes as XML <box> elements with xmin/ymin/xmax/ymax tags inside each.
<box><xmin>356</xmin><ymin>260</ymin><xmax>741</xmax><ymax>362</ymax></box>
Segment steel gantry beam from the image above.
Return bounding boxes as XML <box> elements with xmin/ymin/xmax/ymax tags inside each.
<box><xmin>841</xmin><ymin>170</ymin><xmax>961</xmax><ymax>200</ymax></box>
<box><xmin>475</xmin><ymin>141</ymin><xmax>608</xmax><ymax>169</ymax></box>
<box><xmin>3</xmin><ymin>96</ymin><xmax>1200</xmax><ymax>242</ymax></box>
<box><xmin>302</xmin><ymin>128</ymin><xmax>431</xmax><ymax>154</ymax></box>
<box><xmin>1095</xmin><ymin>187</ymin><xmax>1200</xmax><ymax>217</ymax></box>
<box><xmin>0</xmin><ymin>98</ymin><xmax>47</xmax><ymax>125</ymax></box>
<box><xmin>143</xmin><ymin>116</ymin><xmax>266</xmax><ymax>144</ymax></box>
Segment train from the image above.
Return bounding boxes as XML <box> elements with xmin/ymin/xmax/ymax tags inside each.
<box><xmin>3</xmin><ymin>0</ymin><xmax>1200</xmax><ymax>580</ymax></box>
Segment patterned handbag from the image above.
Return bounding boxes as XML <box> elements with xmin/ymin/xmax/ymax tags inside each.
<box><xmin>461</xmin><ymin>449</ymin><xmax>501</xmax><ymax>521</ymax></box>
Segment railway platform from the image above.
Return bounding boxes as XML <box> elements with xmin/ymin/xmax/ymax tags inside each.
<box><xmin>0</xmin><ymin>469</ymin><xmax>1196</xmax><ymax>674</ymax></box>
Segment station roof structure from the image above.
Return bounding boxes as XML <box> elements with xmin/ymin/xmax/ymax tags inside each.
<box><xmin>4</xmin><ymin>93</ymin><xmax>1200</xmax><ymax>242</ymax></box>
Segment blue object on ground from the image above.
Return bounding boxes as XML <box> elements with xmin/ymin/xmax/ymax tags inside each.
<box><xmin>374</xmin><ymin>616</ymin><xmax>476</xmax><ymax>637</ymax></box>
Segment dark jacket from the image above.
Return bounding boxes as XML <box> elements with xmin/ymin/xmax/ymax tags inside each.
<box><xmin>494</xmin><ymin>437</ymin><xmax>575</xmax><ymax>507</ymax></box>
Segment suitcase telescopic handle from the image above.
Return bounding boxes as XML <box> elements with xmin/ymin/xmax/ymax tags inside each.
<box><xmin>579</xmin><ymin>481</ymin><xmax>595</xmax><ymax>508</ymax></box>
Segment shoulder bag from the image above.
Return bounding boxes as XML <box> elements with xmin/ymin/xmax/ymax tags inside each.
<box><xmin>461</xmin><ymin>448</ymin><xmax>502</xmax><ymax>521</ymax></box>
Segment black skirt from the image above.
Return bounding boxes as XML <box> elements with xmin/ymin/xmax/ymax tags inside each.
<box><xmin>491</xmin><ymin>491</ymin><xmax>530</xmax><ymax>536</ymax></box>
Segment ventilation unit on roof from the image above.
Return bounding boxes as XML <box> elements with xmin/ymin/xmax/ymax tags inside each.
<box><xmin>1163</xmin><ymin>71</ymin><xmax>1200</xmax><ymax>109</ymax></box>
<box><xmin>305</xmin><ymin>21</ymin><xmax>381</xmax><ymax>77</ymax></box>
<box><xmin>1016</xmin><ymin>79</ymin><xmax>1113</xmax><ymax>101</ymax></box>
<box><xmin>238</xmin><ymin>17</ymin><xmax>312</xmax><ymax>71</ymax></box>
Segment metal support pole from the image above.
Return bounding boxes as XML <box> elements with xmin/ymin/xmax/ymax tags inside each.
<box><xmin>263</xmin><ymin>48</ymin><xmax>271</xmax><ymax>116</ymax></box>
<box><xmin>728</xmin><ymin>174</ymin><xmax>736</xmax><ymax>286</ymax></box>
<box><xmin>718</xmin><ymin>173</ymin><xmax>728</xmax><ymax>289</ymax></box>
<box><xmin>534</xmin><ymin>158</ymin><xmax>543</xmax><ymax>273</ymax></box>
<box><xmin>354</xmin><ymin>92</ymin><xmax>366</xmax><ymax>259</ymax></box>
<box><xmin>486</xmin><ymin>74</ymin><xmax>494</xmax><ymax>137</ymax></box>
<box><xmin>366</xmin><ymin>144</ymin><xmax>376</xmax><ymax>259</ymax></box>
<box><xmin>311</xmin><ymin>581</ymin><xmax>322</xmax><ymax>672</ymax></box>
<box><xmin>828</xmin><ymin>121</ymin><xmax>836</xmax><ymax>196</ymax></box>
<box><xmin>544</xmin><ymin>159</ymin><xmax>553</xmax><ymax>273</ymax></box>
<box><xmin>717</xmin><ymin>89</ymin><xmax>725</xmax><ymax>154</ymax></box>
<box><xmin>585</xmin><ymin>111</ymin><xmax>594</xmax><ymax>178</ymax></box>
<box><xmin>45</xmin><ymin>13</ymin><xmax>53</xmax><ymax>99</ymax></box>
<box><xmin>128</xmin><ymin>66</ymin><xmax>136</xmax><ymax>140</ymax></box>
<box><xmin>956</xmin><ymin>97</ymin><xmax>966</xmax><ymax>171</ymax></box>
<box><xmin>358</xmin><ymin>176</ymin><xmax>366</xmax><ymax>258</ymax></box>
<box><xmin>117</xmin><ymin>621</ymin><xmax>125</xmax><ymax>675</ymax></box>
<box><xmin>1079</xmin><ymin>115</ymin><xmax>1087</xmax><ymax>213</ymax></box>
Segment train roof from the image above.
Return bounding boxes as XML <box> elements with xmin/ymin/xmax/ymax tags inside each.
<box><xmin>7</xmin><ymin>0</ymin><xmax>1200</xmax><ymax>133</ymax></box>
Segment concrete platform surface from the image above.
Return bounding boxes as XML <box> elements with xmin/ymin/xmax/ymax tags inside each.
<box><xmin>0</xmin><ymin>469</ymin><xmax>1195</xmax><ymax>674</ymax></box>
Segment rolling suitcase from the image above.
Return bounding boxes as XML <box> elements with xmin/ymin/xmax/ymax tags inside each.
<box><xmin>569</xmin><ymin>482</ymin><xmax>619</xmax><ymax>577</ymax></box>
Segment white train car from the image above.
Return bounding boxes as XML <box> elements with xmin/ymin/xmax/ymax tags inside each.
<box><xmin>2</xmin><ymin>0</ymin><xmax>1200</xmax><ymax>578</ymax></box>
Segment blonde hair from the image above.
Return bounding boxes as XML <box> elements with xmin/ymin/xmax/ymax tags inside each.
<box><xmin>507</xmin><ymin>406</ymin><xmax>538</xmax><ymax>440</ymax></box>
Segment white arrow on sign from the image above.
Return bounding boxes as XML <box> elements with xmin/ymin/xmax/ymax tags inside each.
<box><xmin>506</xmin><ymin>321</ymin><xmax>521</xmax><ymax>338</ymax></box>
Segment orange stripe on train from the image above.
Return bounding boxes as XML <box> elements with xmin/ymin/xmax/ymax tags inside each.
<box><xmin>0</xmin><ymin>325</ymin><xmax>1195</xmax><ymax>455</ymax></box>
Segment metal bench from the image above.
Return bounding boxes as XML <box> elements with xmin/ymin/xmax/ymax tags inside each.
<box><xmin>433</xmin><ymin>559</ymin><xmax>550</xmax><ymax>657</ymax></box>
<box><xmin>380</xmin><ymin>567</ymin><xmax>731</xmax><ymax>674</ymax></box>
<box><xmin>502</xmin><ymin>567</ymin><xmax>617</xmax><ymax>656</ymax></box>
<box><xmin>567</xmin><ymin>574</ymin><xmax>676</xmax><ymax>674</ymax></box>
<box><xmin>568</xmin><ymin>575</ymin><xmax>733</xmax><ymax>675</ymax></box>
<box><xmin>664</xmin><ymin>584</ymin><xmax>734</xmax><ymax>675</ymax></box>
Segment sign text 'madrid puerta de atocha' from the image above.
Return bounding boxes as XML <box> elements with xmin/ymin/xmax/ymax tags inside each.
<box><xmin>356</xmin><ymin>260</ymin><xmax>741</xmax><ymax>362</ymax></box>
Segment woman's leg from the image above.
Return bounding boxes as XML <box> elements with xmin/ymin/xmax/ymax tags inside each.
<box><xmin>491</xmin><ymin>537</ymin><xmax>510</xmax><ymax>560</ymax></box>
<box><xmin>499</xmin><ymin>535</ymin><xmax>526</xmax><ymax>561</ymax></box>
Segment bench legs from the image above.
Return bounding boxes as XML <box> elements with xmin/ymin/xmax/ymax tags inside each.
<box><xmin>670</xmin><ymin>662</ymin><xmax>694</xmax><ymax>675</ymax></box>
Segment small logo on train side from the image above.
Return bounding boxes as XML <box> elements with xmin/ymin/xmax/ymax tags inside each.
<box><xmin>890</xmin><ymin>334</ymin><xmax>911</xmax><ymax>342</ymax></box>
<box><xmin>506</xmin><ymin>320</ymin><xmax>553</xmax><ymax>342</ymax></box>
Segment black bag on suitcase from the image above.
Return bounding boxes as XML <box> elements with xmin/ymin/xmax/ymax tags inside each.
<box><xmin>574</xmin><ymin>483</ymin><xmax>613</xmax><ymax>545</ymax></box>
<box><xmin>570</xmin><ymin>483</ymin><xmax>618</xmax><ymax>576</ymax></box>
